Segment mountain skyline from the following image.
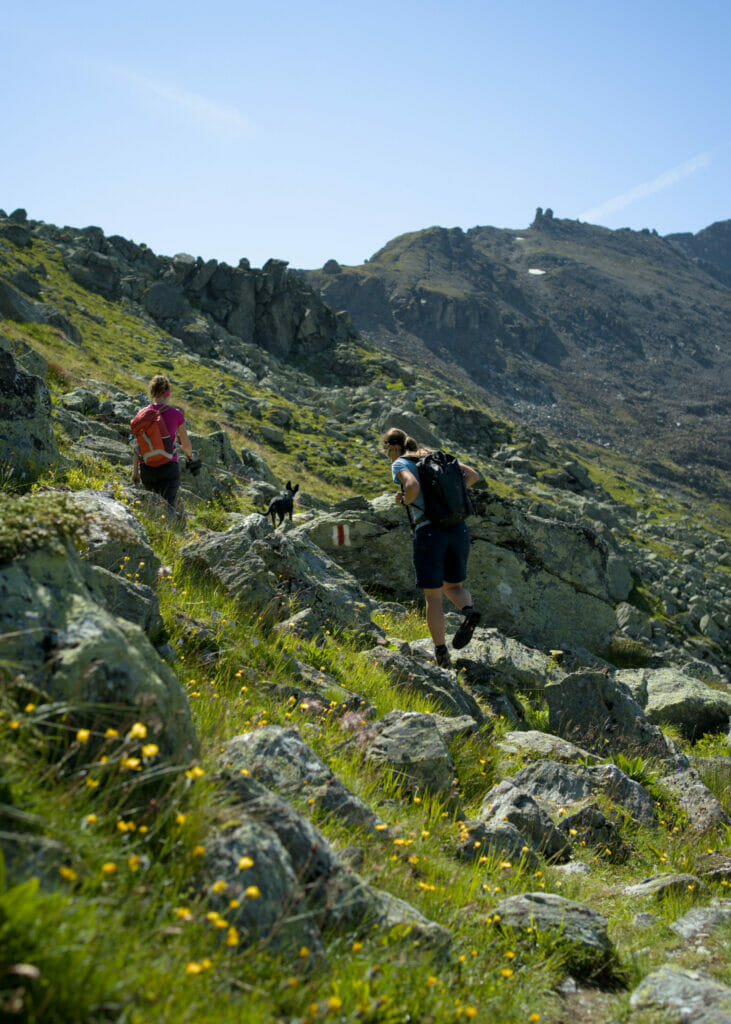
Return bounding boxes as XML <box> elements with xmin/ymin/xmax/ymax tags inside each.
<box><xmin>3</xmin><ymin>1</ymin><xmax>729</xmax><ymax>269</ymax></box>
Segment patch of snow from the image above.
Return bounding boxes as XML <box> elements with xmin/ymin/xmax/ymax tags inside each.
<box><xmin>528</xmin><ymin>268</ymin><xmax>546</xmax><ymax>275</ymax></box>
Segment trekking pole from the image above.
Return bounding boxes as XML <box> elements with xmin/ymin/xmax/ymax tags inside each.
<box><xmin>400</xmin><ymin>482</ymin><xmax>415</xmax><ymax>535</ymax></box>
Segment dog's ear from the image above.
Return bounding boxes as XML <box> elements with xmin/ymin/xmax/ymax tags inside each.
<box><xmin>285</xmin><ymin>481</ymin><xmax>291</xmax><ymax>491</ymax></box>
<box><xmin>293</xmin><ymin>484</ymin><xmax>299</xmax><ymax>494</ymax></box>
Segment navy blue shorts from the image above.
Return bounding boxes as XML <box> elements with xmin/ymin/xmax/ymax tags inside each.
<box><xmin>412</xmin><ymin>521</ymin><xmax>470</xmax><ymax>590</ymax></box>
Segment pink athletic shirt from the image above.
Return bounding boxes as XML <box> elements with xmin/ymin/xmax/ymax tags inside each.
<box><xmin>149</xmin><ymin>403</ymin><xmax>185</xmax><ymax>462</ymax></box>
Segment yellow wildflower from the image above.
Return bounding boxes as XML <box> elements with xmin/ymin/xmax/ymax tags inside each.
<box><xmin>128</xmin><ymin>722</ymin><xmax>147</xmax><ymax>740</ymax></box>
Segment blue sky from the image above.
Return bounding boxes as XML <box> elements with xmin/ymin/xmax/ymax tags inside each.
<box><xmin>3</xmin><ymin>0</ymin><xmax>729</xmax><ymax>269</ymax></box>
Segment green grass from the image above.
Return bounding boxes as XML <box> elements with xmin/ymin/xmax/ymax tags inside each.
<box><xmin>3</xmin><ymin>459</ymin><xmax>731</xmax><ymax>1024</ymax></box>
<box><xmin>2</xmin><ymin>231</ymin><xmax>731</xmax><ymax>1023</ymax></box>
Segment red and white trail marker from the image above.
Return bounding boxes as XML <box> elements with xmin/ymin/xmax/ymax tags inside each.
<box><xmin>333</xmin><ymin>523</ymin><xmax>350</xmax><ymax>546</ymax></box>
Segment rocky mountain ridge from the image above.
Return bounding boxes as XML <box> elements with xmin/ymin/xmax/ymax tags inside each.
<box><xmin>302</xmin><ymin>211</ymin><xmax>731</xmax><ymax>499</ymax></box>
<box><xmin>0</xmin><ymin>205</ymin><xmax>730</xmax><ymax>1023</ymax></box>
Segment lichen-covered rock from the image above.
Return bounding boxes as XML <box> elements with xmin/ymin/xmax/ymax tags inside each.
<box><xmin>212</xmin><ymin>766</ymin><xmax>450</xmax><ymax>954</ymax></box>
<box><xmin>179</xmin><ymin>514</ymin><xmax>375</xmax><ymax>635</ymax></box>
<box><xmin>204</xmin><ymin>819</ymin><xmax>322</xmax><ymax>954</ymax></box>
<box><xmin>70</xmin><ymin>489</ymin><xmax>160</xmax><ymax>584</ymax></box>
<box><xmin>624</xmin><ymin>873</ymin><xmax>707</xmax><ymax>899</ymax></box>
<box><xmin>454</xmin><ymin>819</ymin><xmax>540</xmax><ymax>871</ymax></box>
<box><xmin>0</xmin><ymin>349</ymin><xmax>58</xmax><ymax>477</ymax></box>
<box><xmin>84</xmin><ymin>563</ymin><xmax>164</xmax><ymax>639</ymax></box>
<box><xmin>0</xmin><ymin>332</ymin><xmax>48</xmax><ymax>378</ymax></box>
<box><xmin>476</xmin><ymin>777</ymin><xmax>572</xmax><ymax>862</ymax></box>
<box><xmin>366</xmin><ymin>646</ymin><xmax>485</xmax><ymax>722</ymax></box>
<box><xmin>0</xmin><ymin>544</ymin><xmax>196</xmax><ymax>762</ymax></box>
<box><xmin>546</xmin><ymin>671</ymin><xmax>671</xmax><ymax>758</ymax></box>
<box><xmin>506</xmin><ymin>758</ymin><xmax>658</xmax><ymax>826</ymax></box>
<box><xmin>557</xmin><ymin>802</ymin><xmax>630</xmax><ymax>862</ymax></box>
<box><xmin>669</xmin><ymin>900</ymin><xmax>731</xmax><ymax>941</ymax></box>
<box><xmin>629</xmin><ymin>966</ymin><xmax>731</xmax><ymax>1023</ymax></box>
<box><xmin>221</xmin><ymin>726</ymin><xmax>382</xmax><ymax>831</ymax></box>
<box><xmin>456</xmin><ymin>631</ymin><xmax>564</xmax><ymax>696</ymax></box>
<box><xmin>488</xmin><ymin>891</ymin><xmax>615</xmax><ymax>977</ymax></box>
<box><xmin>497</xmin><ymin>730</ymin><xmax>597</xmax><ymax>764</ymax></box>
<box><xmin>617</xmin><ymin>667</ymin><xmax>731</xmax><ymax>739</ymax></box>
<box><xmin>658</xmin><ymin>767</ymin><xmax>730</xmax><ymax>833</ymax></box>
<box><xmin>364</xmin><ymin>711</ymin><xmax>458</xmax><ymax>798</ymax></box>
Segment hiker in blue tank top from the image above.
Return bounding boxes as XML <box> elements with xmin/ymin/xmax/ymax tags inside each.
<box><xmin>382</xmin><ymin>427</ymin><xmax>481</xmax><ymax>669</ymax></box>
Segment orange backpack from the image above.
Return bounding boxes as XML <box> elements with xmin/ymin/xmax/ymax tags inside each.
<box><xmin>130</xmin><ymin>405</ymin><xmax>174</xmax><ymax>466</ymax></box>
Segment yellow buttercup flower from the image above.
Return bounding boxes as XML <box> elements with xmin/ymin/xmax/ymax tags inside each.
<box><xmin>245</xmin><ymin>885</ymin><xmax>261</xmax><ymax>899</ymax></box>
<box><xmin>76</xmin><ymin>728</ymin><xmax>91</xmax><ymax>743</ymax></box>
<box><xmin>238</xmin><ymin>856</ymin><xmax>254</xmax><ymax>870</ymax></box>
<box><xmin>101</xmin><ymin>862</ymin><xmax>117</xmax><ymax>876</ymax></box>
<box><xmin>128</xmin><ymin>722</ymin><xmax>147</xmax><ymax>740</ymax></box>
<box><xmin>142</xmin><ymin>743</ymin><xmax>159</xmax><ymax>758</ymax></box>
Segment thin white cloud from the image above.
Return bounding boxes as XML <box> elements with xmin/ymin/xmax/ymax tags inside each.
<box><xmin>111</xmin><ymin>66</ymin><xmax>253</xmax><ymax>137</ymax></box>
<box><xmin>579</xmin><ymin>151</ymin><xmax>712</xmax><ymax>223</ymax></box>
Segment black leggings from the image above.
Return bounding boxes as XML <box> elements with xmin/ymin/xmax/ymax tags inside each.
<box><xmin>140</xmin><ymin>462</ymin><xmax>180</xmax><ymax>508</ymax></box>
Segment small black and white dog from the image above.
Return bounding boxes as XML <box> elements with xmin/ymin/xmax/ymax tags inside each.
<box><xmin>264</xmin><ymin>481</ymin><xmax>299</xmax><ymax>527</ymax></box>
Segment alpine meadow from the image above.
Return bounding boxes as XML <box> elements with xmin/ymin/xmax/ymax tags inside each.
<box><xmin>0</xmin><ymin>205</ymin><xmax>730</xmax><ymax>1024</ymax></box>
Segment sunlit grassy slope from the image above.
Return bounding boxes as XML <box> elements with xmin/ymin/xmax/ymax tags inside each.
<box><xmin>1</xmin><ymin>229</ymin><xmax>729</xmax><ymax>1024</ymax></box>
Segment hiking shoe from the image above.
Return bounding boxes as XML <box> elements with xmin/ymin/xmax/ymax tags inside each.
<box><xmin>452</xmin><ymin>607</ymin><xmax>481</xmax><ymax>650</ymax></box>
<box><xmin>435</xmin><ymin>644</ymin><xmax>452</xmax><ymax>669</ymax></box>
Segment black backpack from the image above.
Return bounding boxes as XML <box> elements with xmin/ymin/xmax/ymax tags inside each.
<box><xmin>405</xmin><ymin>450</ymin><xmax>473</xmax><ymax>528</ymax></box>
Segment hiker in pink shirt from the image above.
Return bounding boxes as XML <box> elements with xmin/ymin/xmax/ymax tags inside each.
<box><xmin>131</xmin><ymin>374</ymin><xmax>195</xmax><ymax>509</ymax></box>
